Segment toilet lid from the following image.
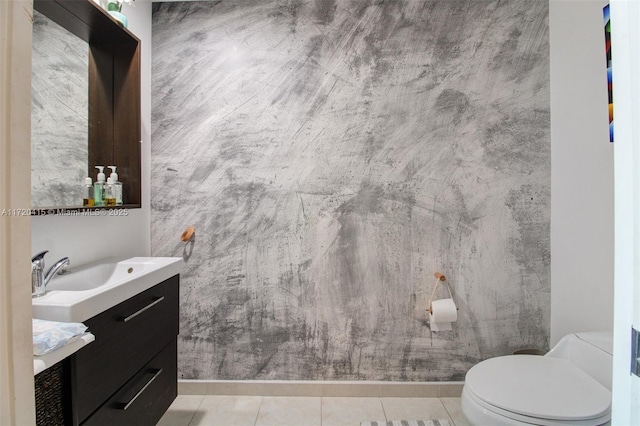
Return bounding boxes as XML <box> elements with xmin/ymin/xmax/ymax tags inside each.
<box><xmin>465</xmin><ymin>355</ymin><xmax>611</xmax><ymax>421</ymax></box>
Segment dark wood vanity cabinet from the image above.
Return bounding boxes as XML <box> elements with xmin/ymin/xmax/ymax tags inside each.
<box><xmin>69</xmin><ymin>275</ymin><xmax>179</xmax><ymax>426</ymax></box>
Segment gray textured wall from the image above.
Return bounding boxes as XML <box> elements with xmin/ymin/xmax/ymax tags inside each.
<box><xmin>151</xmin><ymin>0</ymin><xmax>550</xmax><ymax>381</ymax></box>
<box><xmin>32</xmin><ymin>11</ymin><xmax>88</xmax><ymax>208</ymax></box>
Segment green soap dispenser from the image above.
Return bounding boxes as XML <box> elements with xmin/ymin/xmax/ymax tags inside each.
<box><xmin>94</xmin><ymin>166</ymin><xmax>106</xmax><ymax>206</ymax></box>
<box><xmin>107</xmin><ymin>166</ymin><xmax>123</xmax><ymax>205</ymax></box>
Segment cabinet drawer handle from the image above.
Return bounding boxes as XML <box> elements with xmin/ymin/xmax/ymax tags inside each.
<box><xmin>121</xmin><ymin>296</ymin><xmax>165</xmax><ymax>322</ymax></box>
<box><xmin>120</xmin><ymin>368</ymin><xmax>163</xmax><ymax>411</ymax></box>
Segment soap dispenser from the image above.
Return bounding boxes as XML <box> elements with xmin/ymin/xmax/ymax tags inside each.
<box><xmin>104</xmin><ymin>177</ymin><xmax>116</xmax><ymax>206</ymax></box>
<box><xmin>83</xmin><ymin>177</ymin><xmax>94</xmax><ymax>207</ymax></box>
<box><xmin>107</xmin><ymin>166</ymin><xmax>123</xmax><ymax>205</ymax></box>
<box><xmin>94</xmin><ymin>166</ymin><xmax>106</xmax><ymax>206</ymax></box>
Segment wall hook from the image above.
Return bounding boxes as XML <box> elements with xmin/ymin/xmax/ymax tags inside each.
<box><xmin>181</xmin><ymin>226</ymin><xmax>195</xmax><ymax>242</ymax></box>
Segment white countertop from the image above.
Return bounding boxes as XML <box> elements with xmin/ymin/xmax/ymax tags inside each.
<box><xmin>32</xmin><ymin>257</ymin><xmax>183</xmax><ymax>323</ymax></box>
<box><xmin>34</xmin><ymin>332</ymin><xmax>95</xmax><ymax>376</ymax></box>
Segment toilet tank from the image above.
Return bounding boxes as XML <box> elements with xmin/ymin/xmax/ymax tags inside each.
<box><xmin>545</xmin><ymin>331</ymin><xmax>613</xmax><ymax>390</ymax></box>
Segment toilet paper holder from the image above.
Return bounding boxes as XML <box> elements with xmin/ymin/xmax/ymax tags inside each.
<box><xmin>428</xmin><ymin>272</ymin><xmax>457</xmax><ymax>314</ymax></box>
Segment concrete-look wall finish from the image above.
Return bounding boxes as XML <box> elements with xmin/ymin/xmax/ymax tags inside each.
<box><xmin>151</xmin><ymin>0</ymin><xmax>550</xmax><ymax>381</ymax></box>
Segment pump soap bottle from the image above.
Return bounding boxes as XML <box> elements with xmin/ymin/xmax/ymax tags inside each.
<box><xmin>105</xmin><ymin>177</ymin><xmax>116</xmax><ymax>206</ymax></box>
<box><xmin>108</xmin><ymin>166</ymin><xmax>123</xmax><ymax>205</ymax></box>
<box><xmin>83</xmin><ymin>177</ymin><xmax>94</xmax><ymax>206</ymax></box>
<box><xmin>94</xmin><ymin>166</ymin><xmax>106</xmax><ymax>206</ymax></box>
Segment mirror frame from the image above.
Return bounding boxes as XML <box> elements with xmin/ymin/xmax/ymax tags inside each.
<box><xmin>33</xmin><ymin>0</ymin><xmax>141</xmax><ymax>213</ymax></box>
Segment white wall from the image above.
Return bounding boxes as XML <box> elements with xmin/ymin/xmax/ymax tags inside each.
<box><xmin>31</xmin><ymin>0</ymin><xmax>152</xmax><ymax>266</ymax></box>
<box><xmin>2</xmin><ymin>1</ymin><xmax>36</xmax><ymax>423</ymax></box>
<box><xmin>549</xmin><ymin>0</ymin><xmax>614</xmax><ymax>345</ymax></box>
<box><xmin>610</xmin><ymin>1</ymin><xmax>640</xmax><ymax>422</ymax></box>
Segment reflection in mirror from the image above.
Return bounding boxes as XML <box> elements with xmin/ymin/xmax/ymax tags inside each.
<box><xmin>31</xmin><ymin>10</ymin><xmax>89</xmax><ymax>208</ymax></box>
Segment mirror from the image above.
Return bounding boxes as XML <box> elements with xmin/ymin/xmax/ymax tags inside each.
<box><xmin>31</xmin><ymin>0</ymin><xmax>141</xmax><ymax>212</ymax></box>
<box><xmin>32</xmin><ymin>10</ymin><xmax>89</xmax><ymax>208</ymax></box>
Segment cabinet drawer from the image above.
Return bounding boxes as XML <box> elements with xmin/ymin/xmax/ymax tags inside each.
<box><xmin>72</xmin><ymin>275</ymin><xmax>179</xmax><ymax>423</ymax></box>
<box><xmin>82</xmin><ymin>340</ymin><xmax>177</xmax><ymax>426</ymax></box>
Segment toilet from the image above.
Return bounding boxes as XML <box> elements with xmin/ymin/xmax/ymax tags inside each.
<box><xmin>461</xmin><ymin>332</ymin><xmax>612</xmax><ymax>426</ymax></box>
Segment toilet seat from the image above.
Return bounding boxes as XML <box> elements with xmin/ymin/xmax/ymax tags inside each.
<box><xmin>464</xmin><ymin>355</ymin><xmax>611</xmax><ymax>425</ymax></box>
<box><xmin>462</xmin><ymin>386</ymin><xmax>610</xmax><ymax>426</ymax></box>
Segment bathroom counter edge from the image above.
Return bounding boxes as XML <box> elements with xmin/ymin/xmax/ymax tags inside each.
<box><xmin>33</xmin><ymin>332</ymin><xmax>95</xmax><ymax>376</ymax></box>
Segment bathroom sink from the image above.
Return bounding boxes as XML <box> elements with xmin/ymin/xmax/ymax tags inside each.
<box><xmin>46</xmin><ymin>260</ymin><xmax>154</xmax><ymax>292</ymax></box>
<box><xmin>32</xmin><ymin>257</ymin><xmax>183</xmax><ymax>323</ymax></box>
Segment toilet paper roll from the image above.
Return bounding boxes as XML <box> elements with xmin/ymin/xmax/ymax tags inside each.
<box><xmin>429</xmin><ymin>298</ymin><xmax>457</xmax><ymax>332</ymax></box>
<box><xmin>428</xmin><ymin>317</ymin><xmax>451</xmax><ymax>332</ymax></box>
<box><xmin>430</xmin><ymin>298</ymin><xmax>458</xmax><ymax>323</ymax></box>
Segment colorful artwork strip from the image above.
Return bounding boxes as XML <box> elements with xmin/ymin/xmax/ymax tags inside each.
<box><xmin>604</xmin><ymin>4</ymin><xmax>613</xmax><ymax>142</ymax></box>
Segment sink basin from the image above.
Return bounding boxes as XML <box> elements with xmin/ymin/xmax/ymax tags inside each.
<box><xmin>32</xmin><ymin>257</ymin><xmax>183</xmax><ymax>322</ymax></box>
<box><xmin>46</xmin><ymin>260</ymin><xmax>154</xmax><ymax>292</ymax></box>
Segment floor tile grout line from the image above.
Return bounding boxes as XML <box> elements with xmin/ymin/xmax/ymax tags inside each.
<box><xmin>380</xmin><ymin>397</ymin><xmax>388</xmax><ymax>423</ymax></box>
<box><xmin>186</xmin><ymin>395</ymin><xmax>206</xmax><ymax>426</ymax></box>
<box><xmin>439</xmin><ymin>398</ymin><xmax>456</xmax><ymax>426</ymax></box>
<box><xmin>253</xmin><ymin>396</ymin><xmax>264</xmax><ymax>426</ymax></box>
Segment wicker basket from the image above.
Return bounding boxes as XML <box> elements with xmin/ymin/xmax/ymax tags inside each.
<box><xmin>34</xmin><ymin>362</ymin><xmax>68</xmax><ymax>425</ymax></box>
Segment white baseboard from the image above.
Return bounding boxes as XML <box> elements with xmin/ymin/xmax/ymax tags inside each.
<box><xmin>178</xmin><ymin>380</ymin><xmax>464</xmax><ymax>398</ymax></box>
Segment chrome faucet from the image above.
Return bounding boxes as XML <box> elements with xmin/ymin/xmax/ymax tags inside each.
<box><xmin>31</xmin><ymin>250</ymin><xmax>70</xmax><ymax>297</ymax></box>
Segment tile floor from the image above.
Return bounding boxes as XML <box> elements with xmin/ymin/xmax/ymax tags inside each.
<box><xmin>158</xmin><ymin>395</ymin><xmax>469</xmax><ymax>426</ymax></box>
